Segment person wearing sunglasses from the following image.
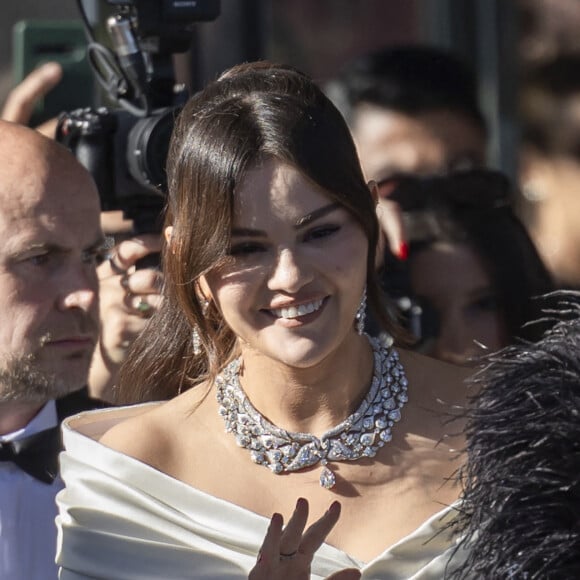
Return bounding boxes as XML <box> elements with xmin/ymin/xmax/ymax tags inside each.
<box><xmin>377</xmin><ymin>169</ymin><xmax>555</xmax><ymax>365</ymax></box>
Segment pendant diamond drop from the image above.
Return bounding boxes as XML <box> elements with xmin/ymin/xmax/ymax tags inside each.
<box><xmin>320</xmin><ymin>466</ymin><xmax>336</xmax><ymax>489</ymax></box>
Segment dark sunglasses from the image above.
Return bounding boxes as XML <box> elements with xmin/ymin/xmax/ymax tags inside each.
<box><xmin>376</xmin><ymin>169</ymin><xmax>515</xmax><ymax>213</ymax></box>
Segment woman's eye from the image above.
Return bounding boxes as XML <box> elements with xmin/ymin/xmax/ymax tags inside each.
<box><xmin>304</xmin><ymin>224</ymin><xmax>341</xmax><ymax>242</ymax></box>
<box><xmin>228</xmin><ymin>242</ymin><xmax>266</xmax><ymax>256</ymax></box>
<box><xmin>27</xmin><ymin>253</ymin><xmax>50</xmax><ymax>266</ymax></box>
<box><xmin>470</xmin><ymin>295</ymin><xmax>500</xmax><ymax>312</ymax></box>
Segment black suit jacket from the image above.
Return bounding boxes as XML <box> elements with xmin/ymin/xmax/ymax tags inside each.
<box><xmin>1</xmin><ymin>388</ymin><xmax>109</xmax><ymax>484</ymax></box>
<box><xmin>55</xmin><ymin>387</ymin><xmax>110</xmax><ymax>424</ymax></box>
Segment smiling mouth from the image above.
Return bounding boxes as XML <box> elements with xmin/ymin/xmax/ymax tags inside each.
<box><xmin>269</xmin><ymin>298</ymin><xmax>325</xmax><ymax>320</ymax></box>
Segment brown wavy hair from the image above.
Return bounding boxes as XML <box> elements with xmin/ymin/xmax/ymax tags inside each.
<box><xmin>117</xmin><ymin>61</ymin><xmax>399</xmax><ymax>403</ymax></box>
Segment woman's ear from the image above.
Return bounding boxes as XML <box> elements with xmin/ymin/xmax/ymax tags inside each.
<box><xmin>164</xmin><ymin>226</ymin><xmax>174</xmax><ymax>252</ymax></box>
<box><xmin>197</xmin><ymin>275</ymin><xmax>214</xmax><ymax>303</ymax></box>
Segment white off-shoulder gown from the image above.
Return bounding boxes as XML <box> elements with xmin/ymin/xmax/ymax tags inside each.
<box><xmin>55</xmin><ymin>406</ymin><xmax>467</xmax><ymax>580</ymax></box>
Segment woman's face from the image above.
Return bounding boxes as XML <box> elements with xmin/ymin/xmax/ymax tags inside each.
<box><xmin>409</xmin><ymin>241</ymin><xmax>509</xmax><ymax>365</ymax></box>
<box><xmin>202</xmin><ymin>159</ymin><xmax>369</xmax><ymax>368</ymax></box>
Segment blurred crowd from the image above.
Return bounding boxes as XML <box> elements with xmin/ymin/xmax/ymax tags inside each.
<box><xmin>1</xmin><ymin>11</ymin><xmax>580</xmax><ymax>578</ymax></box>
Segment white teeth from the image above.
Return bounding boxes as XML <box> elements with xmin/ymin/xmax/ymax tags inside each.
<box><xmin>272</xmin><ymin>299</ymin><xmax>324</xmax><ymax>319</ymax></box>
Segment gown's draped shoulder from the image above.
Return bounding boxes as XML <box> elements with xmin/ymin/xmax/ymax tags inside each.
<box><xmin>56</xmin><ymin>405</ymin><xmax>467</xmax><ymax>580</ymax></box>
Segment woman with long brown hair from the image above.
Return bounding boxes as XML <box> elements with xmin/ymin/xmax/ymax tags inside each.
<box><xmin>56</xmin><ymin>61</ymin><xmax>469</xmax><ymax>579</ymax></box>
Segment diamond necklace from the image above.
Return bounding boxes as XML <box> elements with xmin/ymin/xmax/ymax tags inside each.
<box><xmin>215</xmin><ymin>334</ymin><xmax>409</xmax><ymax>489</ymax></box>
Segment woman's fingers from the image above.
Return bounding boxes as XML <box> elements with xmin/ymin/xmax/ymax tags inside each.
<box><xmin>279</xmin><ymin>497</ymin><xmax>309</xmax><ymax>557</ymax></box>
<box><xmin>248</xmin><ymin>513</ymin><xmax>283</xmax><ymax>580</ymax></box>
<box><xmin>258</xmin><ymin>511</ymin><xmax>284</xmax><ymax>560</ymax></box>
<box><xmin>248</xmin><ymin>499</ymin><xmax>350</xmax><ymax>580</ymax></box>
<box><xmin>300</xmin><ymin>500</ymin><xmax>341</xmax><ymax>556</ymax></box>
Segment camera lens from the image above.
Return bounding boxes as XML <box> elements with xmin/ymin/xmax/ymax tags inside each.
<box><xmin>126</xmin><ymin>107</ymin><xmax>179</xmax><ymax>193</ymax></box>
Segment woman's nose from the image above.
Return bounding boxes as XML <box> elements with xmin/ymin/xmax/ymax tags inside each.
<box><xmin>267</xmin><ymin>248</ymin><xmax>313</xmax><ymax>293</ymax></box>
<box><xmin>429</xmin><ymin>315</ymin><xmax>473</xmax><ymax>365</ymax></box>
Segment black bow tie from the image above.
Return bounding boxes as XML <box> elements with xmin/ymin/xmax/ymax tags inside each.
<box><xmin>0</xmin><ymin>426</ymin><xmax>61</xmax><ymax>484</ymax></box>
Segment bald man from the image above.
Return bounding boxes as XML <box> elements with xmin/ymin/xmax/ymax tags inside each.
<box><xmin>0</xmin><ymin>120</ymin><xmax>107</xmax><ymax>579</ymax></box>
<box><xmin>1</xmin><ymin>66</ymin><xmax>164</xmax><ymax>403</ymax></box>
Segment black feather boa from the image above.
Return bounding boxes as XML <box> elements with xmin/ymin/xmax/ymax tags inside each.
<box><xmin>450</xmin><ymin>292</ymin><xmax>580</xmax><ymax>579</ymax></box>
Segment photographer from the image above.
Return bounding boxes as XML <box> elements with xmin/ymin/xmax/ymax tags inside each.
<box><xmin>90</xmin><ymin>231</ymin><xmax>162</xmax><ymax>401</ymax></box>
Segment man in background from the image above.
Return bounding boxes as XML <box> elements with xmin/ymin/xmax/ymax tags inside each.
<box><xmin>0</xmin><ymin>119</ymin><xmax>106</xmax><ymax>579</ymax></box>
<box><xmin>326</xmin><ymin>44</ymin><xmax>488</xmax><ymax>182</ymax></box>
<box><xmin>1</xmin><ymin>63</ymin><xmax>164</xmax><ymax>403</ymax></box>
<box><xmin>518</xmin><ymin>54</ymin><xmax>580</xmax><ymax>289</ymax></box>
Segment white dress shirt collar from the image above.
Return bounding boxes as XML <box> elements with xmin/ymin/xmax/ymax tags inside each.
<box><xmin>0</xmin><ymin>399</ymin><xmax>58</xmax><ymax>442</ymax></box>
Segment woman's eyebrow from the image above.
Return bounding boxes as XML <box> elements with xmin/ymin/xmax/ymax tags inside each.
<box><xmin>231</xmin><ymin>203</ymin><xmax>341</xmax><ymax>237</ymax></box>
<box><xmin>294</xmin><ymin>202</ymin><xmax>340</xmax><ymax>229</ymax></box>
<box><xmin>231</xmin><ymin>227</ymin><xmax>266</xmax><ymax>238</ymax></box>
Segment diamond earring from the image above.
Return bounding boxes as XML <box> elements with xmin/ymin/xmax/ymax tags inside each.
<box><xmin>192</xmin><ymin>299</ymin><xmax>209</xmax><ymax>355</ymax></box>
<box><xmin>192</xmin><ymin>327</ymin><xmax>202</xmax><ymax>355</ymax></box>
<box><xmin>355</xmin><ymin>286</ymin><xmax>367</xmax><ymax>335</ymax></box>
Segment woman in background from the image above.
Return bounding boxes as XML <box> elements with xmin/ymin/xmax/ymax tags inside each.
<box><xmin>378</xmin><ymin>170</ymin><xmax>554</xmax><ymax>365</ymax></box>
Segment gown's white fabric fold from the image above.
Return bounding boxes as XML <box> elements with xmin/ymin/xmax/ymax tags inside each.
<box><xmin>56</xmin><ymin>406</ymin><xmax>466</xmax><ymax>580</ymax></box>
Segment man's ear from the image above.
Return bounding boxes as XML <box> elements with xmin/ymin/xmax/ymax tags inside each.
<box><xmin>518</xmin><ymin>148</ymin><xmax>551</xmax><ymax>203</ymax></box>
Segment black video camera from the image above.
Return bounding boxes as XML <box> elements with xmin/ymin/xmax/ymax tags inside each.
<box><xmin>56</xmin><ymin>0</ymin><xmax>220</xmax><ymax>234</ymax></box>
<box><xmin>379</xmin><ymin>249</ymin><xmax>440</xmax><ymax>352</ymax></box>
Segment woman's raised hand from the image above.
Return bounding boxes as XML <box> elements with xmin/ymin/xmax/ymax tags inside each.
<box><xmin>249</xmin><ymin>498</ymin><xmax>361</xmax><ymax>580</ymax></box>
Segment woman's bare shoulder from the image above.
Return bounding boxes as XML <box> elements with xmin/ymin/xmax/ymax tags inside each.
<box><xmin>398</xmin><ymin>347</ymin><xmax>473</xmax><ymax>405</ymax></box>
<box><xmin>396</xmin><ymin>347</ymin><xmax>473</xmax><ymax>445</ymax></box>
<box><xmin>99</xmin><ymin>384</ymin><xmax>211</xmax><ymax>467</ymax></box>
<box><xmin>98</xmin><ymin>402</ymin><xmax>169</xmax><ymax>463</ymax></box>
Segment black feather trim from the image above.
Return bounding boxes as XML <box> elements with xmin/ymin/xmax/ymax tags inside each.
<box><xmin>449</xmin><ymin>291</ymin><xmax>580</xmax><ymax>579</ymax></box>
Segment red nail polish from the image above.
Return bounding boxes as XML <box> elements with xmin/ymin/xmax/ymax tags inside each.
<box><xmin>396</xmin><ymin>242</ymin><xmax>409</xmax><ymax>261</ymax></box>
